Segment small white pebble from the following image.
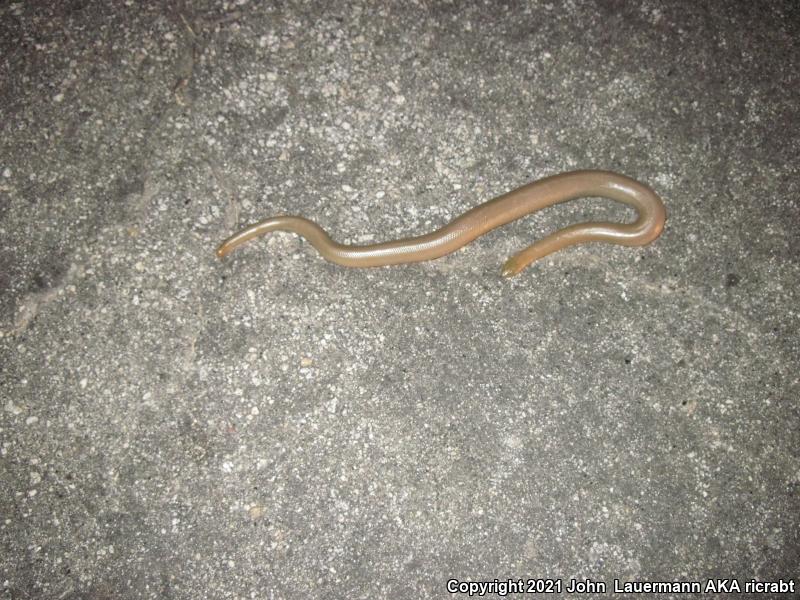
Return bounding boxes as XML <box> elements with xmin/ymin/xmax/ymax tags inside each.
<box><xmin>5</xmin><ymin>401</ymin><xmax>22</xmax><ymax>415</ymax></box>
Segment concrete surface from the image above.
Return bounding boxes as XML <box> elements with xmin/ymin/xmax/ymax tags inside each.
<box><xmin>1</xmin><ymin>1</ymin><xmax>798</xmax><ymax>598</ymax></box>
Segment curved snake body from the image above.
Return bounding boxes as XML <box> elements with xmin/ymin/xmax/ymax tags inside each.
<box><xmin>216</xmin><ymin>170</ymin><xmax>666</xmax><ymax>277</ymax></box>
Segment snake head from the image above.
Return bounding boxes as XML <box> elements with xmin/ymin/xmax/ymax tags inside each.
<box><xmin>500</xmin><ymin>256</ymin><xmax>524</xmax><ymax>278</ymax></box>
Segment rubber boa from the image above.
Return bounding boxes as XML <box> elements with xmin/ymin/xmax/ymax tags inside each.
<box><xmin>216</xmin><ymin>170</ymin><xmax>666</xmax><ymax>277</ymax></box>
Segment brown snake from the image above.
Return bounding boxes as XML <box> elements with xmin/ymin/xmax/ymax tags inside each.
<box><xmin>216</xmin><ymin>170</ymin><xmax>666</xmax><ymax>277</ymax></box>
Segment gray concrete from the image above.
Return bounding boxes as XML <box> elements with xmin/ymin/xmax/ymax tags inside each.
<box><xmin>1</xmin><ymin>1</ymin><xmax>798</xmax><ymax>598</ymax></box>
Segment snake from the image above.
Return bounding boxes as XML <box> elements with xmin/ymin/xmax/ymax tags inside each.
<box><xmin>216</xmin><ymin>170</ymin><xmax>666</xmax><ymax>277</ymax></box>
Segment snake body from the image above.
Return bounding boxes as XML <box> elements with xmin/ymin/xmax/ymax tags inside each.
<box><xmin>216</xmin><ymin>170</ymin><xmax>666</xmax><ymax>277</ymax></box>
